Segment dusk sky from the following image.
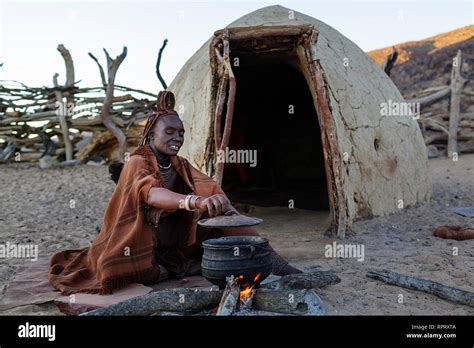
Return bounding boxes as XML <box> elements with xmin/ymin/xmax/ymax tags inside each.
<box><xmin>1</xmin><ymin>0</ymin><xmax>472</xmax><ymax>94</ymax></box>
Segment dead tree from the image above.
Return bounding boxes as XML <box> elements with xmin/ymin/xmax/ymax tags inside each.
<box><xmin>383</xmin><ymin>47</ymin><xmax>398</xmax><ymax>76</ymax></box>
<box><xmin>156</xmin><ymin>39</ymin><xmax>168</xmax><ymax>90</ymax></box>
<box><xmin>97</xmin><ymin>47</ymin><xmax>128</xmax><ymax>161</ymax></box>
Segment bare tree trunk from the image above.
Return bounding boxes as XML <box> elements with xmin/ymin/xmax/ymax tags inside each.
<box><xmin>448</xmin><ymin>50</ymin><xmax>467</xmax><ymax>157</ymax></box>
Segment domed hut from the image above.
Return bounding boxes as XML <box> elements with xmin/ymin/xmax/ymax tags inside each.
<box><xmin>168</xmin><ymin>5</ymin><xmax>431</xmax><ymax>237</ymax></box>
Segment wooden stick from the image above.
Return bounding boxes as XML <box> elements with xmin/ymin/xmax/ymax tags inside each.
<box><xmin>156</xmin><ymin>39</ymin><xmax>168</xmax><ymax>90</ymax></box>
<box><xmin>216</xmin><ymin>276</ymin><xmax>241</xmax><ymax>315</ymax></box>
<box><xmin>53</xmin><ymin>73</ymin><xmax>73</xmax><ymax>161</ymax></box>
<box><xmin>88</xmin><ymin>52</ymin><xmax>106</xmax><ymax>87</ymax></box>
<box><xmin>214</xmin><ymin>29</ymin><xmax>237</xmax><ymax>185</ymax></box>
<box><xmin>448</xmin><ymin>49</ymin><xmax>467</xmax><ymax>157</ymax></box>
<box><xmin>367</xmin><ymin>269</ymin><xmax>474</xmax><ymax>307</ymax></box>
<box><xmin>81</xmin><ymin>288</ymin><xmax>223</xmax><ymax>316</ymax></box>
<box><xmin>408</xmin><ymin>86</ymin><xmax>450</xmax><ymax>106</ymax></box>
<box><xmin>57</xmin><ymin>44</ymin><xmax>75</xmax><ymax>88</ymax></box>
<box><xmin>213</xmin><ymin>73</ymin><xmax>228</xmax><ymax>151</ymax></box>
<box><xmin>262</xmin><ymin>271</ymin><xmax>341</xmax><ymax>290</ymax></box>
<box><xmin>382</xmin><ymin>46</ymin><xmax>398</xmax><ymax>76</ymax></box>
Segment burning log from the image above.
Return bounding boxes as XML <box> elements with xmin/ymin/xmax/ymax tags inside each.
<box><xmin>367</xmin><ymin>269</ymin><xmax>474</xmax><ymax>307</ymax></box>
<box><xmin>261</xmin><ymin>271</ymin><xmax>341</xmax><ymax>290</ymax></box>
<box><xmin>253</xmin><ymin>288</ymin><xmax>326</xmax><ymax>315</ymax></box>
<box><xmin>216</xmin><ymin>276</ymin><xmax>241</xmax><ymax>315</ymax></box>
<box><xmin>81</xmin><ymin>288</ymin><xmax>223</xmax><ymax>316</ymax></box>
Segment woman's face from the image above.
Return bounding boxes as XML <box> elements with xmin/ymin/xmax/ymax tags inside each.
<box><xmin>151</xmin><ymin>114</ymin><xmax>185</xmax><ymax>156</ymax></box>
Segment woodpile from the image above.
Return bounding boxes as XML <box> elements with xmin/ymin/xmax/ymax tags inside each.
<box><xmin>0</xmin><ymin>44</ymin><xmax>159</xmax><ymax>164</ymax></box>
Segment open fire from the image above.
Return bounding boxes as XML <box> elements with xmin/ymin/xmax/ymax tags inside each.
<box><xmin>239</xmin><ymin>273</ymin><xmax>261</xmax><ymax>301</ymax></box>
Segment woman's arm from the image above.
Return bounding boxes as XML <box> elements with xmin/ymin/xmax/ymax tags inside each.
<box><xmin>147</xmin><ymin>187</ymin><xmax>235</xmax><ymax>217</ymax></box>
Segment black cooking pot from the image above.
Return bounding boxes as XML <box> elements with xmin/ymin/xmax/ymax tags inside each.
<box><xmin>201</xmin><ymin>236</ymin><xmax>272</xmax><ymax>289</ymax></box>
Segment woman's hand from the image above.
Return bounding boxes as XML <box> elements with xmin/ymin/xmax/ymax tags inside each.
<box><xmin>195</xmin><ymin>194</ymin><xmax>236</xmax><ymax>217</ymax></box>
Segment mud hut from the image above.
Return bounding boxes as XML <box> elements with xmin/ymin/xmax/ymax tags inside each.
<box><xmin>168</xmin><ymin>5</ymin><xmax>431</xmax><ymax>237</ymax></box>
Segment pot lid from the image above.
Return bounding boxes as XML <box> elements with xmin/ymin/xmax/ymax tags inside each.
<box><xmin>198</xmin><ymin>211</ymin><xmax>263</xmax><ymax>228</ymax></box>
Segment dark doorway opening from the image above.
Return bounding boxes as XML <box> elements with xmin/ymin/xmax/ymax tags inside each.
<box><xmin>221</xmin><ymin>51</ymin><xmax>329</xmax><ymax>211</ymax></box>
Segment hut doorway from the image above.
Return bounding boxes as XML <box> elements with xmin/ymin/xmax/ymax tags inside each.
<box><xmin>221</xmin><ymin>54</ymin><xmax>329</xmax><ymax>211</ymax></box>
<box><xmin>210</xmin><ymin>26</ymin><xmax>347</xmax><ymax>237</ymax></box>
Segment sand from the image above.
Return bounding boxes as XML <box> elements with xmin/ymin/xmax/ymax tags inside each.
<box><xmin>0</xmin><ymin>155</ymin><xmax>473</xmax><ymax>315</ymax></box>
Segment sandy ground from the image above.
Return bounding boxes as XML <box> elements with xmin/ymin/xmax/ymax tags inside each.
<box><xmin>0</xmin><ymin>155</ymin><xmax>473</xmax><ymax>315</ymax></box>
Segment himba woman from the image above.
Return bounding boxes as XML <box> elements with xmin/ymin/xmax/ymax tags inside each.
<box><xmin>49</xmin><ymin>91</ymin><xmax>301</xmax><ymax>295</ymax></box>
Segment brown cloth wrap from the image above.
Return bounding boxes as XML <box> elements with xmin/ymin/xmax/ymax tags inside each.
<box><xmin>48</xmin><ymin>144</ymin><xmax>224</xmax><ymax>295</ymax></box>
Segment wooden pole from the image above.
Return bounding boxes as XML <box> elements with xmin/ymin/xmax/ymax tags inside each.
<box><xmin>447</xmin><ymin>49</ymin><xmax>467</xmax><ymax>157</ymax></box>
<box><xmin>53</xmin><ymin>73</ymin><xmax>73</xmax><ymax>161</ymax></box>
<box><xmin>214</xmin><ymin>29</ymin><xmax>237</xmax><ymax>186</ymax></box>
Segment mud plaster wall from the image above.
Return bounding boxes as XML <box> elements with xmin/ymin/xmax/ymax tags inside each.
<box><xmin>169</xmin><ymin>5</ymin><xmax>432</xmax><ymax>228</ymax></box>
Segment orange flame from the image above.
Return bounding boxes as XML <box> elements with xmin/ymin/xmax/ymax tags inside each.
<box><xmin>239</xmin><ymin>273</ymin><xmax>261</xmax><ymax>301</ymax></box>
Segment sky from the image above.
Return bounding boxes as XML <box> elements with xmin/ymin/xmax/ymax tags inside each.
<box><xmin>0</xmin><ymin>0</ymin><xmax>472</xmax><ymax>94</ymax></box>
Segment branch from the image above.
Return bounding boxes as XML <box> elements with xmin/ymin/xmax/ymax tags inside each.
<box><xmin>88</xmin><ymin>52</ymin><xmax>107</xmax><ymax>87</ymax></box>
<box><xmin>101</xmin><ymin>47</ymin><xmax>128</xmax><ymax>161</ymax></box>
<box><xmin>367</xmin><ymin>269</ymin><xmax>474</xmax><ymax>307</ymax></box>
<box><xmin>57</xmin><ymin>44</ymin><xmax>75</xmax><ymax>87</ymax></box>
<box><xmin>383</xmin><ymin>46</ymin><xmax>398</xmax><ymax>76</ymax></box>
<box><xmin>156</xmin><ymin>39</ymin><xmax>168</xmax><ymax>89</ymax></box>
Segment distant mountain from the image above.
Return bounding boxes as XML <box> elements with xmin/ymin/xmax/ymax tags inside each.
<box><xmin>368</xmin><ymin>25</ymin><xmax>474</xmax><ymax>98</ymax></box>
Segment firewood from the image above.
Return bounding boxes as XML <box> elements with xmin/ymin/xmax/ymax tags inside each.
<box><xmin>367</xmin><ymin>269</ymin><xmax>474</xmax><ymax>307</ymax></box>
<box><xmin>262</xmin><ymin>271</ymin><xmax>341</xmax><ymax>290</ymax></box>
<box><xmin>81</xmin><ymin>288</ymin><xmax>223</xmax><ymax>316</ymax></box>
<box><xmin>216</xmin><ymin>276</ymin><xmax>241</xmax><ymax>315</ymax></box>
<box><xmin>253</xmin><ymin>288</ymin><xmax>326</xmax><ymax>315</ymax></box>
